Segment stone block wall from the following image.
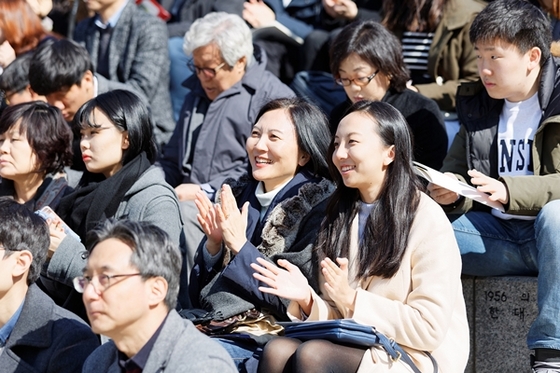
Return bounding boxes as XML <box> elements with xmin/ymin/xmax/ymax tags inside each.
<box><xmin>462</xmin><ymin>276</ymin><xmax>538</xmax><ymax>373</ymax></box>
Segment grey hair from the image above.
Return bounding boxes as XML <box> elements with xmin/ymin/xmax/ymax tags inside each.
<box><xmin>183</xmin><ymin>12</ymin><xmax>254</xmax><ymax>68</ymax></box>
<box><xmin>87</xmin><ymin>219</ymin><xmax>182</xmax><ymax>310</ymax></box>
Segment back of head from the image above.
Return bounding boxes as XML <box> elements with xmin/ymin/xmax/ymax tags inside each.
<box><xmin>255</xmin><ymin>97</ymin><xmax>332</xmax><ymax>179</ymax></box>
<box><xmin>0</xmin><ymin>197</ymin><xmax>49</xmax><ymax>285</ymax></box>
<box><xmin>0</xmin><ymin>0</ymin><xmax>46</xmax><ymax>54</ymax></box>
<box><xmin>470</xmin><ymin>0</ymin><xmax>552</xmax><ymax>65</ymax></box>
<box><xmin>0</xmin><ymin>52</ymin><xmax>33</xmax><ymax>96</ymax></box>
<box><xmin>0</xmin><ymin>101</ymin><xmax>73</xmax><ymax>175</ymax></box>
<box><xmin>382</xmin><ymin>0</ymin><xmax>446</xmax><ymax>33</ymax></box>
<box><xmin>86</xmin><ymin>219</ymin><xmax>182</xmax><ymax>310</ymax></box>
<box><xmin>73</xmin><ymin>90</ymin><xmax>157</xmax><ymax>164</ymax></box>
<box><xmin>29</xmin><ymin>39</ymin><xmax>93</xmax><ymax>96</ymax></box>
<box><xmin>330</xmin><ymin>20</ymin><xmax>410</xmax><ymax>92</ymax></box>
<box><xmin>184</xmin><ymin>12</ymin><xmax>254</xmax><ymax>68</ymax></box>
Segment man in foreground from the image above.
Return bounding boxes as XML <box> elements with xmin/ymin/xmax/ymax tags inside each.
<box><xmin>79</xmin><ymin>219</ymin><xmax>236</xmax><ymax>372</ymax></box>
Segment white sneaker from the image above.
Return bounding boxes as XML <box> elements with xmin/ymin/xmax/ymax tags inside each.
<box><xmin>532</xmin><ymin>360</ymin><xmax>560</xmax><ymax>373</ymax></box>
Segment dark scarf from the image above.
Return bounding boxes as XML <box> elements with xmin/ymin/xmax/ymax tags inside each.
<box><xmin>57</xmin><ymin>152</ymin><xmax>152</xmax><ymax>240</ymax></box>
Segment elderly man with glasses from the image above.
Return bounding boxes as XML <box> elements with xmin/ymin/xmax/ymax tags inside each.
<box><xmin>78</xmin><ymin>219</ymin><xmax>236</xmax><ymax>373</ymax></box>
<box><xmin>157</xmin><ymin>11</ymin><xmax>294</xmax><ymax>282</ymax></box>
<box><xmin>0</xmin><ymin>198</ymin><xmax>98</xmax><ymax>373</ymax></box>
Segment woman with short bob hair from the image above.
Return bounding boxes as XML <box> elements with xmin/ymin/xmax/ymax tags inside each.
<box><xmin>0</xmin><ymin>101</ymin><xmax>72</xmax><ymax>209</ymax></box>
<box><xmin>255</xmin><ymin>101</ymin><xmax>469</xmax><ymax>373</ymax></box>
<box><xmin>191</xmin><ymin>97</ymin><xmax>334</xmax><ymax>370</ymax></box>
<box><xmin>329</xmin><ymin>20</ymin><xmax>448</xmax><ymax>169</ymax></box>
<box><xmin>73</xmin><ymin>88</ymin><xmax>157</xmax><ymax>165</ymax></box>
<box><xmin>44</xmin><ymin>90</ymin><xmax>184</xmax><ymax>319</ymax></box>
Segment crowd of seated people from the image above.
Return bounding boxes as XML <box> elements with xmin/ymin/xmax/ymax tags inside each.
<box><xmin>0</xmin><ymin>0</ymin><xmax>560</xmax><ymax>372</ymax></box>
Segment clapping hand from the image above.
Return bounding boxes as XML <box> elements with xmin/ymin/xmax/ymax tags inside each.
<box><xmin>195</xmin><ymin>191</ymin><xmax>222</xmax><ymax>256</ymax></box>
<box><xmin>215</xmin><ymin>184</ymin><xmax>249</xmax><ymax>254</ymax></box>
<box><xmin>321</xmin><ymin>257</ymin><xmax>357</xmax><ymax>311</ymax></box>
<box><xmin>251</xmin><ymin>257</ymin><xmax>313</xmax><ymax>314</ymax></box>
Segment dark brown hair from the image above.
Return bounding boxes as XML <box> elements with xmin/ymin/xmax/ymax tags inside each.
<box><xmin>0</xmin><ymin>101</ymin><xmax>73</xmax><ymax>175</ymax></box>
<box><xmin>382</xmin><ymin>0</ymin><xmax>447</xmax><ymax>33</ymax></box>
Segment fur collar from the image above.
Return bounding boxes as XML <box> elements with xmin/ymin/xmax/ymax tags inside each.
<box><xmin>224</xmin><ymin>175</ymin><xmax>335</xmax><ymax>259</ymax></box>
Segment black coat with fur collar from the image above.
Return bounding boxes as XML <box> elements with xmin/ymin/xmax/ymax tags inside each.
<box><xmin>188</xmin><ymin>171</ymin><xmax>334</xmax><ymax>321</ymax></box>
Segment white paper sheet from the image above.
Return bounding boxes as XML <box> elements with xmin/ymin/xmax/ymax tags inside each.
<box><xmin>413</xmin><ymin>162</ymin><xmax>505</xmax><ymax>212</ymax></box>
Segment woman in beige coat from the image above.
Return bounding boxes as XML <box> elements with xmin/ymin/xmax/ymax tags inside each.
<box><xmin>253</xmin><ymin>100</ymin><xmax>469</xmax><ymax>373</ymax></box>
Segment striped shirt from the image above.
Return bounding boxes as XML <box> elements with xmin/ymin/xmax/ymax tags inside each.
<box><xmin>402</xmin><ymin>31</ymin><xmax>434</xmax><ymax>84</ymax></box>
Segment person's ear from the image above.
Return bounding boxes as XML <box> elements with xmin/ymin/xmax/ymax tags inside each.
<box><xmin>383</xmin><ymin>145</ymin><xmax>395</xmax><ymax>166</ymax></box>
<box><xmin>122</xmin><ymin>131</ymin><xmax>130</xmax><ymax>150</ymax></box>
<box><xmin>236</xmin><ymin>56</ymin><xmax>247</xmax><ymax>72</ymax></box>
<box><xmin>528</xmin><ymin>47</ymin><xmax>542</xmax><ymax>71</ymax></box>
<box><xmin>147</xmin><ymin>277</ymin><xmax>168</xmax><ymax>307</ymax></box>
<box><xmin>12</xmin><ymin>250</ymin><xmax>33</xmax><ymax>279</ymax></box>
<box><xmin>81</xmin><ymin>70</ymin><xmax>94</xmax><ymax>93</ymax></box>
<box><xmin>298</xmin><ymin>152</ymin><xmax>310</xmax><ymax>167</ymax></box>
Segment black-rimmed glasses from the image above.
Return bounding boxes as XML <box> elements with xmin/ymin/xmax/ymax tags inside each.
<box><xmin>73</xmin><ymin>273</ymin><xmax>142</xmax><ymax>293</ymax></box>
<box><xmin>187</xmin><ymin>60</ymin><xmax>226</xmax><ymax>78</ymax></box>
<box><xmin>335</xmin><ymin>70</ymin><xmax>380</xmax><ymax>87</ymax></box>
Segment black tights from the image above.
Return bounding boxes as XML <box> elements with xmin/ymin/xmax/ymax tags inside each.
<box><xmin>257</xmin><ymin>337</ymin><xmax>366</xmax><ymax>373</ymax></box>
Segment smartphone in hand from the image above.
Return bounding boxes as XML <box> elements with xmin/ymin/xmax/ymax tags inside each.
<box><xmin>35</xmin><ymin>206</ymin><xmax>81</xmax><ymax>242</ymax></box>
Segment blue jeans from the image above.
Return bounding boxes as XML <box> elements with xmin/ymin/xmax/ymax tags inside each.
<box><xmin>214</xmin><ymin>337</ymin><xmax>260</xmax><ymax>372</ymax></box>
<box><xmin>450</xmin><ymin>200</ymin><xmax>560</xmax><ymax>350</ymax></box>
<box><xmin>168</xmin><ymin>36</ymin><xmax>192</xmax><ymax>121</ymax></box>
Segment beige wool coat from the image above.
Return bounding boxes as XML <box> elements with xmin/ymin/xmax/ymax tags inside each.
<box><xmin>288</xmin><ymin>193</ymin><xmax>469</xmax><ymax>372</ymax></box>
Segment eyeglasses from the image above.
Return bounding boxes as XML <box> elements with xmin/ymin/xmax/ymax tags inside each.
<box><xmin>335</xmin><ymin>70</ymin><xmax>380</xmax><ymax>87</ymax></box>
<box><xmin>73</xmin><ymin>273</ymin><xmax>142</xmax><ymax>293</ymax></box>
<box><xmin>187</xmin><ymin>61</ymin><xmax>226</xmax><ymax>78</ymax></box>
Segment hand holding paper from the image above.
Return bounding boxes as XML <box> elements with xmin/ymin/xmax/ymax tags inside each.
<box><xmin>414</xmin><ymin>162</ymin><xmax>505</xmax><ymax>212</ymax></box>
<box><xmin>467</xmin><ymin>169</ymin><xmax>509</xmax><ymax>204</ymax></box>
<box><xmin>427</xmin><ymin>173</ymin><xmax>461</xmax><ymax>205</ymax></box>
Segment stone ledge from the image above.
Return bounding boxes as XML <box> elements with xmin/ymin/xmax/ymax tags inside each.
<box><xmin>462</xmin><ymin>276</ymin><xmax>538</xmax><ymax>373</ymax></box>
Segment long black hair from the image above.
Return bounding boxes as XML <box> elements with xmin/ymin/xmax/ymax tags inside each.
<box><xmin>317</xmin><ymin>101</ymin><xmax>423</xmax><ymax>279</ymax></box>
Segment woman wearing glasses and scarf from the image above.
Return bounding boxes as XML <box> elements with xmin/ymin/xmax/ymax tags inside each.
<box><xmin>329</xmin><ymin>20</ymin><xmax>448</xmax><ymax>170</ymax></box>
